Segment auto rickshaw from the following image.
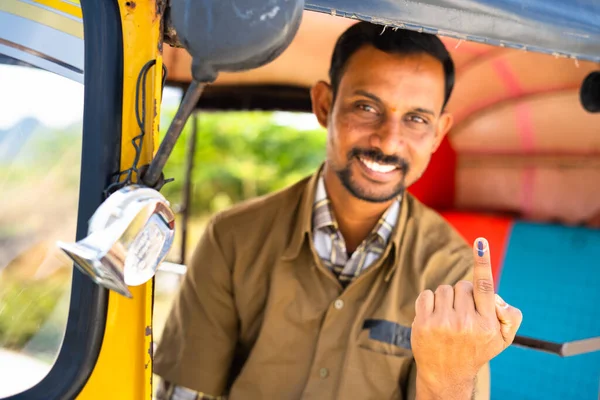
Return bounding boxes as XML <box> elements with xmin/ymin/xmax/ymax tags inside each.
<box><xmin>0</xmin><ymin>0</ymin><xmax>598</xmax><ymax>399</ymax></box>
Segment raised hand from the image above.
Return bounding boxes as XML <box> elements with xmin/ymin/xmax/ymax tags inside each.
<box><xmin>411</xmin><ymin>237</ymin><xmax>523</xmax><ymax>399</ymax></box>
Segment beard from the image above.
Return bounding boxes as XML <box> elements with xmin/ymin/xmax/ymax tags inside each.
<box><xmin>334</xmin><ymin>147</ymin><xmax>409</xmax><ymax>203</ymax></box>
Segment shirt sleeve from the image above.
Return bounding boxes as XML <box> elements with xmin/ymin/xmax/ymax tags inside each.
<box><xmin>155</xmin><ymin>380</ymin><xmax>228</xmax><ymax>400</ymax></box>
<box><xmin>153</xmin><ymin>216</ymin><xmax>238</xmax><ymax>396</ymax></box>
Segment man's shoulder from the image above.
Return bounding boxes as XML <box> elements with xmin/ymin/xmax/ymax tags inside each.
<box><xmin>405</xmin><ymin>194</ymin><xmax>471</xmax><ymax>253</ymax></box>
<box><xmin>403</xmin><ymin>194</ymin><xmax>474</xmax><ymax>286</ymax></box>
<box><xmin>210</xmin><ymin>174</ymin><xmax>311</xmax><ymax>237</ymax></box>
<box><xmin>405</xmin><ymin>194</ymin><xmax>454</xmax><ymax>231</ymax></box>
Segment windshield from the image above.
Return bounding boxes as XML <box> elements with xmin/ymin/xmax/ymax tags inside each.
<box><xmin>0</xmin><ymin>62</ymin><xmax>84</xmax><ymax>396</ymax></box>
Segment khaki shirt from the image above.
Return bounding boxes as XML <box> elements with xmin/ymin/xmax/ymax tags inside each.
<box><xmin>154</xmin><ymin>169</ymin><xmax>490</xmax><ymax>399</ymax></box>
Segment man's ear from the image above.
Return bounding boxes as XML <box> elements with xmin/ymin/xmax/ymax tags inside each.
<box><xmin>431</xmin><ymin>112</ymin><xmax>454</xmax><ymax>153</ymax></box>
<box><xmin>310</xmin><ymin>81</ymin><xmax>333</xmax><ymax>128</ymax></box>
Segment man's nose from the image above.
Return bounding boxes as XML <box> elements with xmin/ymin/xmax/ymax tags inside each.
<box><xmin>368</xmin><ymin>119</ymin><xmax>405</xmax><ymax>155</ymax></box>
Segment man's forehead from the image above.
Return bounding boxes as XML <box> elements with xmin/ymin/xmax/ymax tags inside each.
<box><xmin>337</xmin><ymin>46</ymin><xmax>446</xmax><ymax>109</ymax></box>
<box><xmin>338</xmin><ymin>52</ymin><xmax>445</xmax><ymax>103</ymax></box>
<box><xmin>341</xmin><ymin>45</ymin><xmax>445</xmax><ymax>83</ymax></box>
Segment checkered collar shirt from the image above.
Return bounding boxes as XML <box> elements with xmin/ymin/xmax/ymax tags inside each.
<box><xmin>312</xmin><ymin>173</ymin><xmax>401</xmax><ymax>287</ymax></box>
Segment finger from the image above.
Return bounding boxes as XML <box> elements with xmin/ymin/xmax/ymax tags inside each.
<box><xmin>415</xmin><ymin>289</ymin><xmax>434</xmax><ymax>318</ymax></box>
<box><xmin>495</xmin><ymin>294</ymin><xmax>524</xmax><ymax>345</ymax></box>
<box><xmin>433</xmin><ymin>285</ymin><xmax>454</xmax><ymax>314</ymax></box>
<box><xmin>453</xmin><ymin>280</ymin><xmax>475</xmax><ymax>314</ymax></box>
<box><xmin>472</xmin><ymin>237</ymin><xmax>496</xmax><ymax>317</ymax></box>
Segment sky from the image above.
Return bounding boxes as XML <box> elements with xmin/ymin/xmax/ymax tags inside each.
<box><xmin>0</xmin><ymin>64</ymin><xmax>321</xmax><ymax>131</ymax></box>
<box><xmin>0</xmin><ymin>64</ymin><xmax>84</xmax><ymax>129</ymax></box>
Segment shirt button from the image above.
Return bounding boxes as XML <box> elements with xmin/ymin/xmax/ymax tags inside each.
<box><xmin>319</xmin><ymin>367</ymin><xmax>329</xmax><ymax>379</ymax></box>
<box><xmin>334</xmin><ymin>299</ymin><xmax>344</xmax><ymax>310</ymax></box>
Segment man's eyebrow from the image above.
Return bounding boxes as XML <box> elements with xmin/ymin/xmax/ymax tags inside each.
<box><xmin>354</xmin><ymin>91</ymin><xmax>437</xmax><ymax>116</ymax></box>
<box><xmin>413</xmin><ymin>107</ymin><xmax>435</xmax><ymax>116</ymax></box>
<box><xmin>353</xmin><ymin>90</ymin><xmax>383</xmax><ymax>103</ymax></box>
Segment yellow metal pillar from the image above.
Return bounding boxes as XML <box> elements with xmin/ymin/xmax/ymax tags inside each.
<box><xmin>77</xmin><ymin>1</ymin><xmax>164</xmax><ymax>398</ymax></box>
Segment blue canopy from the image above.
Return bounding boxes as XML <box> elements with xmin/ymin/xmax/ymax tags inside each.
<box><xmin>306</xmin><ymin>0</ymin><xmax>600</xmax><ymax>63</ymax></box>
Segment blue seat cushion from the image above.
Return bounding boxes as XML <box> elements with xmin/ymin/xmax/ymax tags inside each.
<box><xmin>491</xmin><ymin>222</ymin><xmax>600</xmax><ymax>400</ymax></box>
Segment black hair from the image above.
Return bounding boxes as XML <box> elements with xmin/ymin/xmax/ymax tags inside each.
<box><xmin>329</xmin><ymin>22</ymin><xmax>455</xmax><ymax>108</ymax></box>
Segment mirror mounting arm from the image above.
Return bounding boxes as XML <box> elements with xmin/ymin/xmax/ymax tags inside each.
<box><xmin>143</xmin><ymin>0</ymin><xmax>304</xmax><ymax>189</ymax></box>
<box><xmin>140</xmin><ymin>80</ymin><xmax>206</xmax><ymax>189</ymax></box>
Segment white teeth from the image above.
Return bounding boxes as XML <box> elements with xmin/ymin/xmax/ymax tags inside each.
<box><xmin>359</xmin><ymin>157</ymin><xmax>397</xmax><ymax>173</ymax></box>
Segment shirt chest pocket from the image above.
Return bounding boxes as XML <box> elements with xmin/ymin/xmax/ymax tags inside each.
<box><xmin>337</xmin><ymin>319</ymin><xmax>414</xmax><ymax>400</ymax></box>
<box><xmin>358</xmin><ymin>318</ymin><xmax>413</xmax><ymax>358</ymax></box>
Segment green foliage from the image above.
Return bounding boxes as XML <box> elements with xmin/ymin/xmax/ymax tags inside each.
<box><xmin>159</xmin><ymin>111</ymin><xmax>327</xmax><ymax>215</ymax></box>
<box><xmin>0</xmin><ymin>111</ymin><xmax>326</xmax><ymax>361</ymax></box>
<box><xmin>0</xmin><ymin>124</ymin><xmax>82</xmax><ymax>188</ymax></box>
<box><xmin>0</xmin><ymin>278</ymin><xmax>69</xmax><ymax>358</ymax></box>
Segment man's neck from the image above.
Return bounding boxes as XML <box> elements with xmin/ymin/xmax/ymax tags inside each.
<box><xmin>323</xmin><ymin>165</ymin><xmax>395</xmax><ymax>253</ymax></box>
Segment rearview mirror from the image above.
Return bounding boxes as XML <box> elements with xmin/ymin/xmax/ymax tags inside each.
<box><xmin>142</xmin><ymin>0</ymin><xmax>305</xmax><ymax>188</ymax></box>
<box><xmin>57</xmin><ymin>186</ymin><xmax>175</xmax><ymax>298</ymax></box>
<box><xmin>169</xmin><ymin>0</ymin><xmax>304</xmax><ymax>82</ymax></box>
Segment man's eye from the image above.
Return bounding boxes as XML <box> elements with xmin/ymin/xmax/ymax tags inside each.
<box><xmin>357</xmin><ymin>104</ymin><xmax>377</xmax><ymax>114</ymax></box>
<box><xmin>407</xmin><ymin>115</ymin><xmax>427</xmax><ymax>124</ymax></box>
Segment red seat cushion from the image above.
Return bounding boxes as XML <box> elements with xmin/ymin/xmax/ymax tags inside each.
<box><xmin>440</xmin><ymin>212</ymin><xmax>513</xmax><ymax>286</ymax></box>
<box><xmin>408</xmin><ymin>136</ymin><xmax>456</xmax><ymax>210</ymax></box>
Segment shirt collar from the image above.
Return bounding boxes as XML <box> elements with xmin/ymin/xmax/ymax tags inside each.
<box><xmin>312</xmin><ymin>174</ymin><xmax>337</xmax><ymax>231</ymax></box>
<box><xmin>312</xmin><ymin>173</ymin><xmax>401</xmax><ymax>245</ymax></box>
<box><xmin>281</xmin><ymin>164</ymin><xmax>322</xmax><ymax>260</ymax></box>
<box><xmin>283</xmin><ymin>163</ymin><xmax>410</xmax><ymax>267</ymax></box>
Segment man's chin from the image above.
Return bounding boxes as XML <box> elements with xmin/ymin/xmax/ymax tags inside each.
<box><xmin>334</xmin><ymin>166</ymin><xmax>405</xmax><ymax>203</ymax></box>
<box><xmin>344</xmin><ymin>180</ymin><xmax>404</xmax><ymax>203</ymax></box>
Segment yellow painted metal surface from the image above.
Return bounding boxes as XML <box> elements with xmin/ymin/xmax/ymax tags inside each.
<box><xmin>0</xmin><ymin>0</ymin><xmax>83</xmax><ymax>38</ymax></box>
<box><xmin>32</xmin><ymin>0</ymin><xmax>83</xmax><ymax>19</ymax></box>
<box><xmin>76</xmin><ymin>1</ymin><xmax>164</xmax><ymax>399</ymax></box>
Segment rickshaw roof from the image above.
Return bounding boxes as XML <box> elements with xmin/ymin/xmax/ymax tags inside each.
<box><xmin>163</xmin><ymin>3</ymin><xmax>600</xmax><ymax>101</ymax></box>
<box><xmin>304</xmin><ymin>0</ymin><xmax>600</xmax><ymax>63</ymax></box>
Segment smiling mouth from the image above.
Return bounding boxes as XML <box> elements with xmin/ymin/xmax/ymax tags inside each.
<box><xmin>357</xmin><ymin>156</ymin><xmax>399</xmax><ymax>174</ymax></box>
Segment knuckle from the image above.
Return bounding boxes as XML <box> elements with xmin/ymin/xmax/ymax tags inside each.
<box><xmin>475</xmin><ymin>278</ymin><xmax>495</xmax><ymax>293</ymax></box>
<box><xmin>413</xmin><ymin>319</ymin><xmax>432</xmax><ymax>336</ymax></box>
<box><xmin>454</xmin><ymin>280</ymin><xmax>473</xmax><ymax>292</ymax></box>
<box><xmin>432</xmin><ymin>316</ymin><xmax>452</xmax><ymax>332</ymax></box>
<box><xmin>456</xmin><ymin>315</ymin><xmax>470</xmax><ymax>332</ymax></box>
<box><xmin>435</xmin><ymin>284</ymin><xmax>453</xmax><ymax>295</ymax></box>
<box><xmin>416</xmin><ymin>289</ymin><xmax>433</xmax><ymax>303</ymax></box>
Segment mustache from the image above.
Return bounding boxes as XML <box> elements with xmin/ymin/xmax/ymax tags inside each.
<box><xmin>348</xmin><ymin>148</ymin><xmax>409</xmax><ymax>173</ymax></box>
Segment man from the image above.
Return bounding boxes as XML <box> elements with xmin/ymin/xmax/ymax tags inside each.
<box><xmin>154</xmin><ymin>22</ymin><xmax>523</xmax><ymax>399</ymax></box>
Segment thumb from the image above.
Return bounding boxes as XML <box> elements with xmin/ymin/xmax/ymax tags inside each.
<box><xmin>494</xmin><ymin>294</ymin><xmax>523</xmax><ymax>345</ymax></box>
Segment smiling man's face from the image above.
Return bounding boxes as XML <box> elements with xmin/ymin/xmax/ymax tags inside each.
<box><xmin>312</xmin><ymin>44</ymin><xmax>453</xmax><ymax>203</ymax></box>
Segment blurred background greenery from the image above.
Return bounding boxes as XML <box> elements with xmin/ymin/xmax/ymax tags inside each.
<box><xmin>159</xmin><ymin>110</ymin><xmax>327</xmax><ymax>216</ymax></box>
<box><xmin>0</xmin><ymin>109</ymin><xmax>327</xmax><ymax>361</ymax></box>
